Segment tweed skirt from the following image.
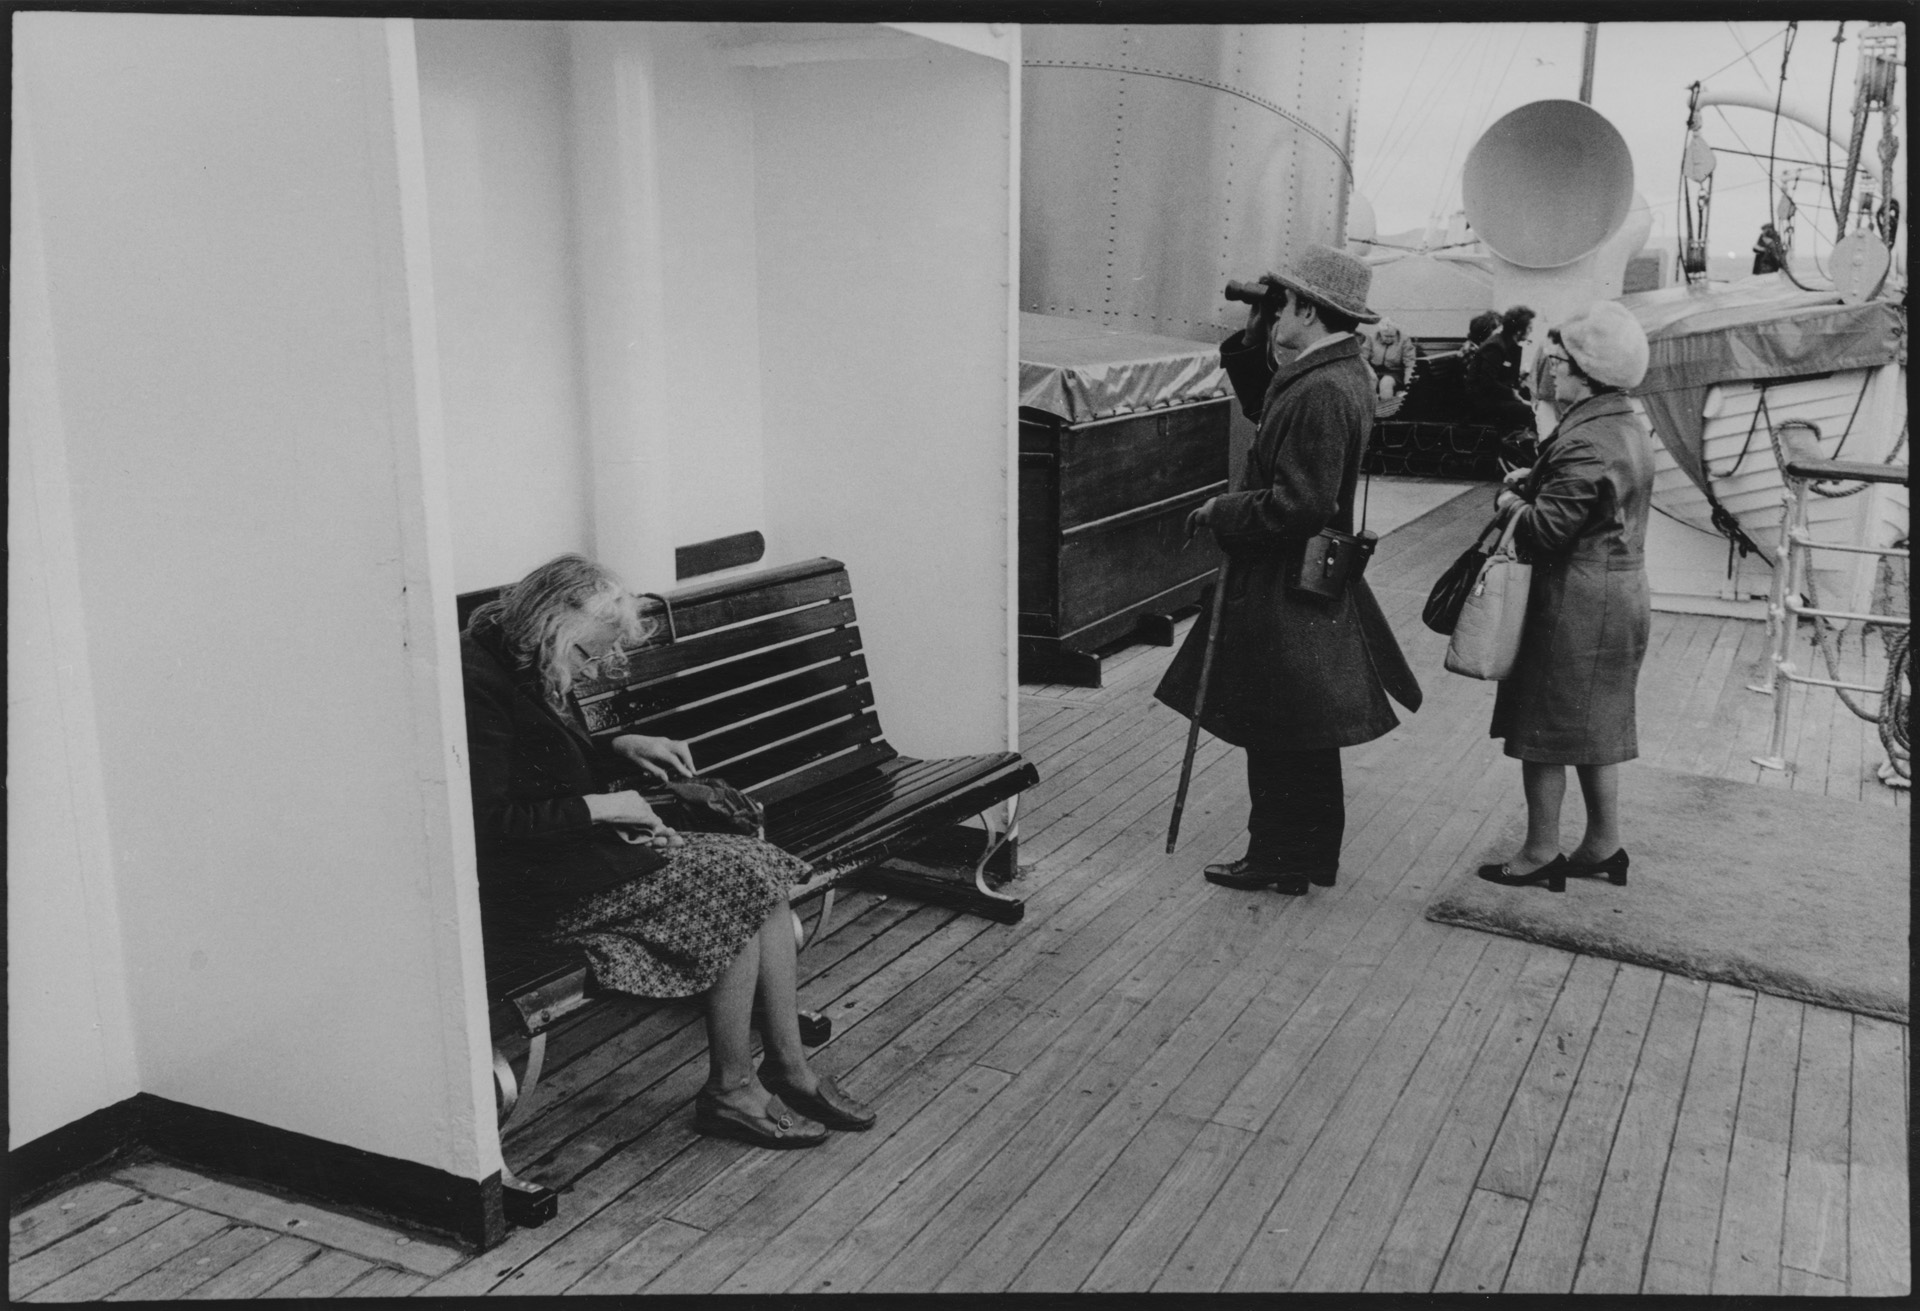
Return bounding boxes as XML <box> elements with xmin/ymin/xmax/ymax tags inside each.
<box><xmin>551</xmin><ymin>833</ymin><xmax>812</xmax><ymax>999</ymax></box>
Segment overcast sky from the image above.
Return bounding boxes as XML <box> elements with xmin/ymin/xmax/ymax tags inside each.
<box><xmin>1352</xmin><ymin>19</ymin><xmax>1903</xmax><ymax>272</ymax></box>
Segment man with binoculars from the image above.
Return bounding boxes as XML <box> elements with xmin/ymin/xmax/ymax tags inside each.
<box><xmin>1155</xmin><ymin>244</ymin><xmax>1422</xmax><ymax>895</ymax></box>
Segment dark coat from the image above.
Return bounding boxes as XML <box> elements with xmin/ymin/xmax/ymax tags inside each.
<box><xmin>1490</xmin><ymin>391</ymin><xmax>1656</xmax><ymax>764</ymax></box>
<box><xmin>461</xmin><ymin>628</ymin><xmax>665</xmax><ymax>937</ymax></box>
<box><xmin>1155</xmin><ymin>331</ymin><xmax>1422</xmax><ymax>751</ymax></box>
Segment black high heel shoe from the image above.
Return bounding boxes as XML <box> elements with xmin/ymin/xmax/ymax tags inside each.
<box><xmin>1475</xmin><ymin>853</ymin><xmax>1568</xmax><ymax>892</ymax></box>
<box><xmin>1563</xmin><ymin>849</ymin><xmax>1629</xmax><ymax>885</ymax></box>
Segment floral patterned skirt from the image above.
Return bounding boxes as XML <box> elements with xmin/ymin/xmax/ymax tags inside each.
<box><xmin>550</xmin><ymin>833</ymin><xmax>812</xmax><ymax>999</ymax></box>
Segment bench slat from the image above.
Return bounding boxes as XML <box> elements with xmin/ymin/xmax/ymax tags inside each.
<box><xmin>591</xmin><ymin>627</ymin><xmax>863</xmax><ymax>727</ymax></box>
<box><xmin>688</xmin><ymin>683</ymin><xmax>879</xmax><ymax>769</ymax></box>
<box><xmin>768</xmin><ymin>755</ymin><xmax>1002</xmax><ymax>850</ymax></box>
<box><xmin>636</xmin><ymin>559</ymin><xmax>849</xmax><ymax>641</ymax></box>
<box><xmin>617</xmin><ymin>654</ymin><xmax>871</xmax><ymax>745</ymax></box>
<box><xmin>749</xmin><ymin>741</ymin><xmax>900</xmax><ymax>808</ymax></box>
<box><xmin>775</xmin><ymin>756</ymin><xmax>1036</xmax><ymax>865</ymax></box>
<box><xmin>576</xmin><ymin>598</ymin><xmax>856</xmax><ymax>719</ymax></box>
<box><xmin>714</xmin><ymin>713</ymin><xmax>893</xmax><ymax>791</ymax></box>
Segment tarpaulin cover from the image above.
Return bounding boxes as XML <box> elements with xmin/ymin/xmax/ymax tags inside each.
<box><xmin>1621</xmin><ymin>275</ymin><xmax>1905</xmax><ymax>495</ymax></box>
<box><xmin>1019</xmin><ymin>312</ymin><xmax>1230</xmax><ymax>424</ymax></box>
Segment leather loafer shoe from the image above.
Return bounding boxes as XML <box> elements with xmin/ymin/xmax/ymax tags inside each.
<box><xmin>1306</xmin><ymin>868</ymin><xmax>1338</xmax><ymax>888</ymax></box>
<box><xmin>759</xmin><ymin>1072</ymin><xmax>876</xmax><ymax>1132</ymax></box>
<box><xmin>693</xmin><ymin>1092</ymin><xmax>827</xmax><ymax>1148</ymax></box>
<box><xmin>1203</xmin><ymin>858</ymin><xmax>1309</xmax><ymax>896</ymax></box>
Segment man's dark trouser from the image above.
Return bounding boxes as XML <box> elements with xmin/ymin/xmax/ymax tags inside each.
<box><xmin>1245</xmin><ymin>746</ymin><xmax>1344</xmax><ymax>876</ymax></box>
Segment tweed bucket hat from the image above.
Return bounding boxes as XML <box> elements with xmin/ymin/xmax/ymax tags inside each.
<box><xmin>1556</xmin><ymin>300</ymin><xmax>1649</xmax><ymax>389</ymax></box>
<box><xmin>1266</xmin><ymin>243</ymin><xmax>1381</xmax><ymax>324</ymax></box>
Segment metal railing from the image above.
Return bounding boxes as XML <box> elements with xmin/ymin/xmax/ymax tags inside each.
<box><xmin>1751</xmin><ymin>456</ymin><xmax>1909</xmax><ymax>772</ymax></box>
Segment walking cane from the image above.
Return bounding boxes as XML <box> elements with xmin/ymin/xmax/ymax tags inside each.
<box><xmin>1167</xmin><ymin>553</ymin><xmax>1231</xmax><ymax>854</ymax></box>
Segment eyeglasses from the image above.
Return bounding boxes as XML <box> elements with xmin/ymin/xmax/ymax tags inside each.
<box><xmin>1544</xmin><ymin>351</ymin><xmax>1573</xmax><ymax>368</ymax></box>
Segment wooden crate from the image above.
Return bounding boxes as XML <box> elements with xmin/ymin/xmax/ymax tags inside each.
<box><xmin>1019</xmin><ymin>398</ymin><xmax>1230</xmax><ymax>686</ymax></box>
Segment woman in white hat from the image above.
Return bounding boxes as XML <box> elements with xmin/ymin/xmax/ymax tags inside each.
<box><xmin>1478</xmin><ymin>299</ymin><xmax>1655</xmax><ymax>891</ymax></box>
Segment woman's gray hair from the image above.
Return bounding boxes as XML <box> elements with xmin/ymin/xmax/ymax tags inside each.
<box><xmin>466</xmin><ymin>553</ymin><xmax>655</xmax><ymax>709</ymax></box>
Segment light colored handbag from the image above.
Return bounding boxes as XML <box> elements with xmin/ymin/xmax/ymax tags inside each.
<box><xmin>1444</xmin><ymin>509</ymin><xmax>1532</xmax><ymax>680</ymax></box>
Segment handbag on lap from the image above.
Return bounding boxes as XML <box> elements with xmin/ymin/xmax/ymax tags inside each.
<box><xmin>644</xmin><ymin>775</ymin><xmax>766</xmax><ymax>838</ymax></box>
<box><xmin>1443</xmin><ymin>510</ymin><xmax>1531</xmax><ymax>681</ymax></box>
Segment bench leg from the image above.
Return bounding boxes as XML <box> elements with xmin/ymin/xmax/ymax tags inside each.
<box><xmin>972</xmin><ymin>797</ymin><xmax>1025</xmax><ymax>913</ymax></box>
<box><xmin>797</xmin><ymin>886</ymin><xmax>837</xmax><ymax>950</ymax></box>
<box><xmin>491</xmin><ymin>1032</ymin><xmax>548</xmax><ymax>1131</ymax></box>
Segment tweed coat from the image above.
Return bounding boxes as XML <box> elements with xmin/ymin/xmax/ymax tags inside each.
<box><xmin>1490</xmin><ymin>391</ymin><xmax>1656</xmax><ymax>764</ymax></box>
<box><xmin>461</xmin><ymin>628</ymin><xmax>667</xmax><ymax>936</ymax></box>
<box><xmin>1155</xmin><ymin>331</ymin><xmax>1422</xmax><ymax>751</ymax></box>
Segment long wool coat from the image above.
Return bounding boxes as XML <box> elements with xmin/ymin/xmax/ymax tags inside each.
<box><xmin>461</xmin><ymin>628</ymin><xmax>666</xmax><ymax>939</ymax></box>
<box><xmin>1155</xmin><ymin>331</ymin><xmax>1422</xmax><ymax>751</ymax></box>
<box><xmin>1490</xmin><ymin>391</ymin><xmax>1656</xmax><ymax>764</ymax></box>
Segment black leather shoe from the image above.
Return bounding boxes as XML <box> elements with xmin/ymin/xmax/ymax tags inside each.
<box><xmin>1564</xmin><ymin>848</ymin><xmax>1629</xmax><ymax>885</ymax></box>
<box><xmin>1306</xmin><ymin>868</ymin><xmax>1338</xmax><ymax>888</ymax></box>
<box><xmin>759</xmin><ymin>1072</ymin><xmax>876</xmax><ymax>1132</ymax></box>
<box><xmin>1203</xmin><ymin>858</ymin><xmax>1309</xmax><ymax>896</ymax></box>
<box><xmin>1475</xmin><ymin>854</ymin><xmax>1568</xmax><ymax>892</ymax></box>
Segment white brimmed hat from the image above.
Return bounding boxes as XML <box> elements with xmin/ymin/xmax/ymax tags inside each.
<box><xmin>1556</xmin><ymin>300</ymin><xmax>1649</xmax><ymax>390</ymax></box>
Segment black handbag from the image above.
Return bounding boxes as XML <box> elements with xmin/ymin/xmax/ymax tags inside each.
<box><xmin>1423</xmin><ymin>511</ymin><xmax>1508</xmax><ymax>635</ymax></box>
<box><xmin>614</xmin><ymin>774</ymin><xmax>765</xmax><ymax>838</ymax></box>
<box><xmin>647</xmin><ymin>775</ymin><xmax>765</xmax><ymax>837</ymax></box>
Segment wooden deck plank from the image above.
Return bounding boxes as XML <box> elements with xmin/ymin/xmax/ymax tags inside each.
<box><xmin>847</xmin><ymin>885</ymin><xmax>1292</xmax><ymax>1292</ymax></box>
<box><xmin>706</xmin><ymin>1067</ymin><xmax>1014</xmax><ymax>1294</ymax></box>
<box><xmin>776</xmin><ymin>995</ymin><xmax>1148</xmax><ymax>1295</ymax></box>
<box><xmin>180</xmin><ymin>1234</ymin><xmax>319</xmax><ymax>1300</ymax></box>
<box><xmin>1642</xmin><ymin>617</ymin><xmax>1749</xmax><ymax>774</ymax></box>
<box><xmin>9</xmin><ymin>1196</ymin><xmax>185</xmax><ymax>1301</ymax></box>
<box><xmin>1779</xmin><ymin>1005</ymin><xmax>1853</xmax><ymax>1285</ymax></box>
<box><xmin>1782</xmin><ymin>1265</ymin><xmax>1850</xmax><ymax>1295</ymax></box>
<box><xmin>256</xmin><ymin>1247</ymin><xmax>373</xmax><ymax>1298</ymax></box>
<box><xmin>1080</xmin><ymin>1119</ymin><xmax>1253</xmax><ymax>1292</ymax></box>
<box><xmin>22</xmin><ymin>1208</ymin><xmax>227</xmax><ymax>1303</ymax></box>
<box><xmin>1502</xmin><ymin>962</ymin><xmax>1665</xmax><ymax>1293</ymax></box>
<box><xmin>1571</xmin><ymin>973</ymin><xmax>1711</xmax><ymax>1293</ymax></box>
<box><xmin>105</xmin><ymin>1225</ymin><xmax>274</xmax><ymax>1302</ymax></box>
<box><xmin>1232</xmin><ymin>934</ymin><xmax>1526</xmax><ymax>1291</ymax></box>
<box><xmin>1004</xmin><ymin>1112</ymin><xmax>1211</xmax><ymax>1293</ymax></box>
<box><xmin>336</xmin><ymin>1264</ymin><xmax>430</xmax><ymax>1297</ymax></box>
<box><xmin>563</xmin><ymin>1219</ymin><xmax>707</xmax><ymax>1296</ymax></box>
<box><xmin>1292</xmin><ymin>936</ymin><xmax>1541</xmax><ymax>1291</ymax></box>
<box><xmin>1151</xmin><ymin>922</ymin><xmax>1466</xmax><ymax>1292</ymax></box>
<box><xmin>1849</xmin><ymin>1015</ymin><xmax>1912</xmax><ymax>1296</ymax></box>
<box><xmin>1642</xmin><ymin>982</ymin><xmax>1758</xmax><ymax>1294</ymax></box>
<box><xmin>8</xmin><ymin>1180</ymin><xmax>141</xmax><ymax>1262</ymax></box>
<box><xmin>107</xmin><ymin>1160</ymin><xmax>463</xmax><ymax>1278</ymax></box>
<box><xmin>926</xmin><ymin>887</ymin><xmax>1328</xmax><ymax>1292</ymax></box>
<box><xmin>1361</xmin><ymin>944</ymin><xmax>1573</xmax><ymax>1292</ymax></box>
<box><xmin>1710</xmin><ymin>991</ymin><xmax>1803</xmax><ymax>1295</ymax></box>
<box><xmin>1476</xmin><ymin>953</ymin><xmax>1619</xmax><ymax>1200</ymax></box>
<box><xmin>1432</xmin><ymin>1187</ymin><xmax>1529</xmax><ymax>1294</ymax></box>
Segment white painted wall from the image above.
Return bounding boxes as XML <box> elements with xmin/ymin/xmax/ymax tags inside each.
<box><xmin>754</xmin><ymin>38</ymin><xmax>1018</xmax><ymax>757</ymax></box>
<box><xmin>11</xmin><ymin>12</ymin><xmax>498</xmax><ymax>1178</ymax></box>
<box><xmin>562</xmin><ymin>22</ymin><xmax>769</xmax><ymax>595</ymax></box>
<box><xmin>8</xmin><ymin>96</ymin><xmax>142</xmax><ymax>1147</ymax></box>
<box><xmin>416</xmin><ymin>21</ymin><xmax>594</xmax><ymax>593</ymax></box>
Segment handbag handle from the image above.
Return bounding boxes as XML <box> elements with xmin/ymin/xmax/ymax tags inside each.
<box><xmin>635</xmin><ymin>592</ymin><xmax>677</xmax><ymax>644</ymax></box>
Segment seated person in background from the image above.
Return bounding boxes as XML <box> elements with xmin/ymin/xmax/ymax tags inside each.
<box><xmin>1460</xmin><ymin>309</ymin><xmax>1501</xmax><ymax>364</ymax></box>
<box><xmin>1367</xmin><ymin>319</ymin><xmax>1411</xmax><ymax>398</ymax></box>
<box><xmin>1468</xmin><ymin>304</ymin><xmax>1540</xmax><ymax>452</ymax></box>
<box><xmin>462</xmin><ymin>553</ymin><xmax>875</xmax><ymax>1149</ymax></box>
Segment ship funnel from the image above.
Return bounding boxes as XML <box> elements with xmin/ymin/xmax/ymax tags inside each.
<box><xmin>1462</xmin><ymin>99</ymin><xmax>1650</xmax><ymax>329</ymax></box>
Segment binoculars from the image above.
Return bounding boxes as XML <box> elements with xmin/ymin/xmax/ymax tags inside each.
<box><xmin>1224</xmin><ymin>277</ymin><xmax>1284</xmax><ymax>308</ymax></box>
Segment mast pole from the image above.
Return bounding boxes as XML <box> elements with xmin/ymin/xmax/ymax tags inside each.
<box><xmin>1579</xmin><ymin>23</ymin><xmax>1598</xmax><ymax>103</ymax></box>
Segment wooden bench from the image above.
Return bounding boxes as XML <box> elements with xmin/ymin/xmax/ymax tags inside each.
<box><xmin>457</xmin><ymin>557</ymin><xmax>1040</xmax><ymax>1226</ymax></box>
